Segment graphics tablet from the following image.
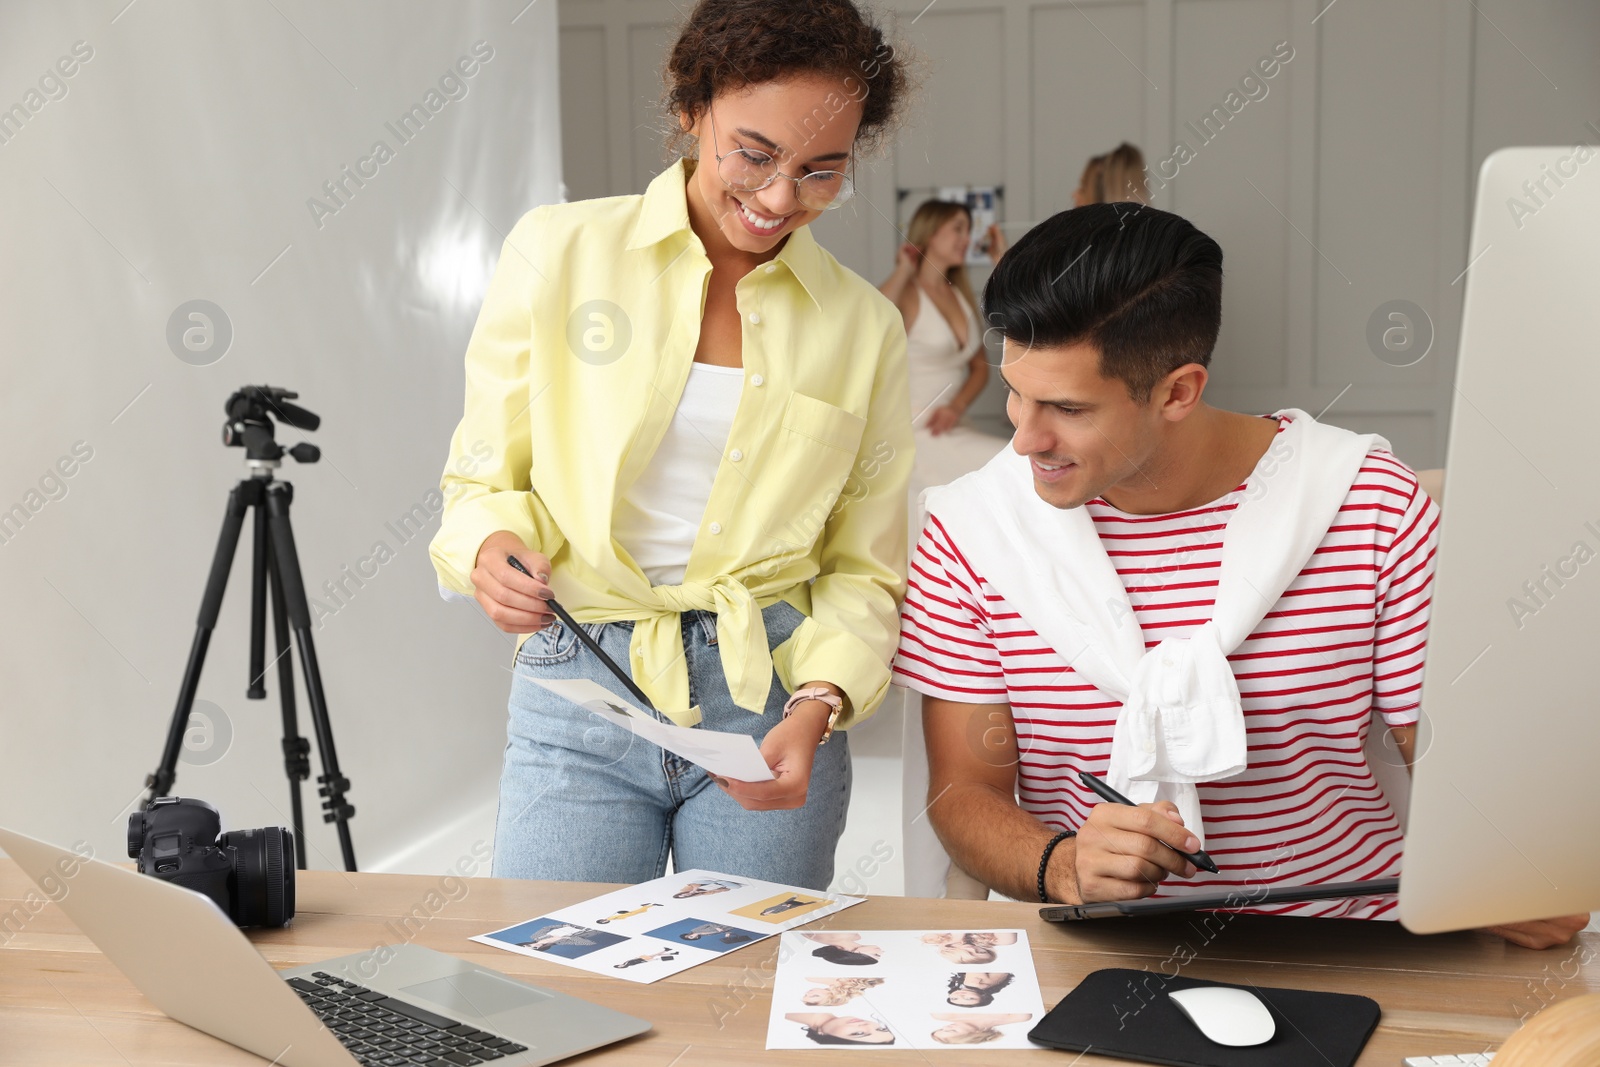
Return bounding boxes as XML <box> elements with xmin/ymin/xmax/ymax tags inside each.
<box><xmin>1040</xmin><ymin>877</ymin><xmax>1399</xmax><ymax>921</ymax></box>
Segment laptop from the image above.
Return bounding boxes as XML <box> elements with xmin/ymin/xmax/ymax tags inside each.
<box><xmin>1042</xmin><ymin>145</ymin><xmax>1600</xmax><ymax>930</ymax></box>
<box><xmin>0</xmin><ymin>825</ymin><xmax>650</xmax><ymax>1067</ymax></box>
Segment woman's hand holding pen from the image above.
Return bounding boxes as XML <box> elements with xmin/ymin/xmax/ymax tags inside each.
<box><xmin>471</xmin><ymin>530</ymin><xmax>555</xmax><ymax>633</ymax></box>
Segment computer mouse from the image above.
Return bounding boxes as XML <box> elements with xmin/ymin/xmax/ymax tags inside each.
<box><xmin>1166</xmin><ymin>985</ymin><xmax>1276</xmax><ymax>1047</ymax></box>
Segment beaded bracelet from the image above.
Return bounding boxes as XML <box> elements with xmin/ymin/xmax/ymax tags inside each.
<box><xmin>1037</xmin><ymin>829</ymin><xmax>1077</xmax><ymax>904</ymax></box>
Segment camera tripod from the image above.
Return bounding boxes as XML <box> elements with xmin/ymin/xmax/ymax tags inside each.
<box><xmin>142</xmin><ymin>386</ymin><xmax>357</xmax><ymax>871</ymax></box>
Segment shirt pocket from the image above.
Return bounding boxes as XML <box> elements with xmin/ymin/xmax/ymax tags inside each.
<box><xmin>782</xmin><ymin>391</ymin><xmax>868</xmax><ymax>455</ymax></box>
<box><xmin>765</xmin><ymin>392</ymin><xmax>869</xmax><ymax>546</ymax></box>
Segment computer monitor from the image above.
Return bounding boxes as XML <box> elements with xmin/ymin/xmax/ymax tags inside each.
<box><xmin>1398</xmin><ymin>145</ymin><xmax>1600</xmax><ymax>933</ymax></box>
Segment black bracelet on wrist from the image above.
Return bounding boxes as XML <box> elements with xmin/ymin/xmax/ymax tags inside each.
<box><xmin>1037</xmin><ymin>829</ymin><xmax>1077</xmax><ymax>904</ymax></box>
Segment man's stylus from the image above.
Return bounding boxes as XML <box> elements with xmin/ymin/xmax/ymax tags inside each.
<box><xmin>505</xmin><ymin>554</ymin><xmax>659</xmax><ymax>712</ymax></box>
<box><xmin>1078</xmin><ymin>770</ymin><xmax>1220</xmax><ymax>874</ymax></box>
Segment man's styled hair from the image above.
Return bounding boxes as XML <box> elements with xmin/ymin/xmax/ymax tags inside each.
<box><xmin>981</xmin><ymin>203</ymin><xmax>1224</xmax><ymax>402</ymax></box>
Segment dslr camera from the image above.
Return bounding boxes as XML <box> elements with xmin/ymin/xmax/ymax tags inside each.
<box><xmin>128</xmin><ymin>796</ymin><xmax>296</xmax><ymax>927</ymax></box>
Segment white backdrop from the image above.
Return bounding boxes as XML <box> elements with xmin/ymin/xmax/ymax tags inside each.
<box><xmin>0</xmin><ymin>0</ymin><xmax>562</xmax><ymax>873</ymax></box>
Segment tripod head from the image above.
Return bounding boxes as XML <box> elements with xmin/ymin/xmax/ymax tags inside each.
<box><xmin>222</xmin><ymin>385</ymin><xmax>321</xmax><ymax>468</ymax></box>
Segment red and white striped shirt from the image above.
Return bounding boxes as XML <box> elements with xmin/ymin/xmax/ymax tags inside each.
<box><xmin>892</xmin><ymin>418</ymin><xmax>1441</xmax><ymax>918</ymax></box>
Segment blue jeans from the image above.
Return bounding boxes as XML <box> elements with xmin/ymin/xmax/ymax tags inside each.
<box><xmin>492</xmin><ymin>599</ymin><xmax>852</xmax><ymax>890</ymax></box>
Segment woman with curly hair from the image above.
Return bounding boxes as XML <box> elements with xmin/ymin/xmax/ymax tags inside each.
<box><xmin>801</xmin><ymin>976</ymin><xmax>885</xmax><ymax>1006</ymax></box>
<box><xmin>431</xmin><ymin>0</ymin><xmax>915</xmax><ymax>890</ymax></box>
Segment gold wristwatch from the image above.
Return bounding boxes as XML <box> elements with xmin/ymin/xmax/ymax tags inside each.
<box><xmin>781</xmin><ymin>687</ymin><xmax>844</xmax><ymax>745</ymax></box>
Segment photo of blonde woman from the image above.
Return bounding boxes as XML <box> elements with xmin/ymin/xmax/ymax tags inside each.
<box><xmin>801</xmin><ymin>976</ymin><xmax>886</xmax><ymax>1006</ymax></box>
<box><xmin>929</xmin><ymin>1012</ymin><xmax>1034</xmax><ymax>1045</ymax></box>
<box><xmin>920</xmin><ymin>931</ymin><xmax>1017</xmax><ymax>963</ymax></box>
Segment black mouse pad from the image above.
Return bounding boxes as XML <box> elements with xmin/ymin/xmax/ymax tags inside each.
<box><xmin>1029</xmin><ymin>967</ymin><xmax>1380</xmax><ymax>1067</ymax></box>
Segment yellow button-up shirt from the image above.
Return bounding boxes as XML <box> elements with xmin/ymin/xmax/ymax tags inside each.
<box><xmin>429</xmin><ymin>158</ymin><xmax>913</xmax><ymax>728</ymax></box>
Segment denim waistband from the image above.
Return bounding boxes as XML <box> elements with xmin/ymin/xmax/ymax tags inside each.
<box><xmin>598</xmin><ymin>610</ymin><xmax>726</xmax><ymax>645</ymax></box>
<box><xmin>681</xmin><ymin>609</ymin><xmax>718</xmax><ymax>645</ymax></box>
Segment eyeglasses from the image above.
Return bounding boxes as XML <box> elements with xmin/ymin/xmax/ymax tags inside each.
<box><xmin>707</xmin><ymin>106</ymin><xmax>854</xmax><ymax>212</ymax></box>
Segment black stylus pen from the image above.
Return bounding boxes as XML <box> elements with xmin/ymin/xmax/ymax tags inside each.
<box><xmin>505</xmin><ymin>554</ymin><xmax>659</xmax><ymax>712</ymax></box>
<box><xmin>1078</xmin><ymin>770</ymin><xmax>1220</xmax><ymax>874</ymax></box>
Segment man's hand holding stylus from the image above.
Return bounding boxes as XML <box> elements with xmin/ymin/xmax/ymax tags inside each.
<box><xmin>472</xmin><ymin>530</ymin><xmax>555</xmax><ymax>633</ymax></box>
<box><xmin>1065</xmin><ymin>801</ymin><xmax>1201</xmax><ymax>904</ymax></box>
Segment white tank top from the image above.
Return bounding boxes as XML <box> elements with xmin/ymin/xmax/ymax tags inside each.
<box><xmin>613</xmin><ymin>361</ymin><xmax>745</xmax><ymax>587</ymax></box>
<box><xmin>905</xmin><ymin>283</ymin><xmax>982</xmax><ymax>423</ymax></box>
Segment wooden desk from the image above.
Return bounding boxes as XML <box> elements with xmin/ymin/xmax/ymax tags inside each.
<box><xmin>3</xmin><ymin>859</ymin><xmax>1597</xmax><ymax>1065</ymax></box>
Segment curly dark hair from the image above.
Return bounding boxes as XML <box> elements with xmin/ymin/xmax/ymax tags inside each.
<box><xmin>662</xmin><ymin>0</ymin><xmax>913</xmax><ymax>157</ymax></box>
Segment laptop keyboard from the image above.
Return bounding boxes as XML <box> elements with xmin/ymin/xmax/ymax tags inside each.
<box><xmin>288</xmin><ymin>971</ymin><xmax>529</xmax><ymax>1066</ymax></box>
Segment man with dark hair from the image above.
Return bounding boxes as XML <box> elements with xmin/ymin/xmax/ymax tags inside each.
<box><xmin>892</xmin><ymin>203</ymin><xmax>1583</xmax><ymax>948</ymax></box>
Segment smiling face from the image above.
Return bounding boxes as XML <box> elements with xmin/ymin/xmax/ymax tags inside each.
<box><xmin>947</xmin><ymin>988</ymin><xmax>984</xmax><ymax>1006</ymax></box>
<box><xmin>1002</xmin><ymin>338</ymin><xmax>1194</xmax><ymax>510</ymax></box>
<box><xmin>681</xmin><ymin>73</ymin><xmax>863</xmax><ymax>257</ymax></box>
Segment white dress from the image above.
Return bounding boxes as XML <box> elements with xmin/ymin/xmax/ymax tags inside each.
<box><xmin>901</xmin><ymin>284</ymin><xmax>1010</xmax><ymax>900</ymax></box>
<box><xmin>904</xmin><ymin>283</ymin><xmax>1009</xmax><ymax>540</ymax></box>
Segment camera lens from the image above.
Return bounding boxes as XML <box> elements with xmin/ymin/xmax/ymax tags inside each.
<box><xmin>220</xmin><ymin>826</ymin><xmax>295</xmax><ymax>927</ymax></box>
<box><xmin>126</xmin><ymin>811</ymin><xmax>146</xmax><ymax>858</ymax></box>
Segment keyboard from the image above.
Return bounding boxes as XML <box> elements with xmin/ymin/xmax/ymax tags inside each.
<box><xmin>1402</xmin><ymin>1054</ymin><xmax>1496</xmax><ymax>1065</ymax></box>
<box><xmin>288</xmin><ymin>970</ymin><xmax>530</xmax><ymax>1066</ymax></box>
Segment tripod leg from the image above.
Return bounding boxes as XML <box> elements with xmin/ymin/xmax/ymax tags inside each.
<box><xmin>264</xmin><ymin>481</ymin><xmax>358</xmax><ymax>871</ymax></box>
<box><xmin>266</xmin><ymin>528</ymin><xmax>311</xmax><ymax>869</ymax></box>
<box><xmin>247</xmin><ymin>502</ymin><xmax>269</xmax><ymax>700</ymax></box>
<box><xmin>145</xmin><ymin>480</ymin><xmax>257</xmax><ymax>805</ymax></box>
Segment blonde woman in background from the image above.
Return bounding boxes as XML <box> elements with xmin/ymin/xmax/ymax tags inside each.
<box><xmin>878</xmin><ymin>199</ymin><xmax>1011</xmax><ymax>545</ymax></box>
<box><xmin>1073</xmin><ymin>141</ymin><xmax>1150</xmax><ymax>205</ymax></box>
<box><xmin>883</xmin><ymin>198</ymin><xmax>1010</xmax><ymax>902</ymax></box>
